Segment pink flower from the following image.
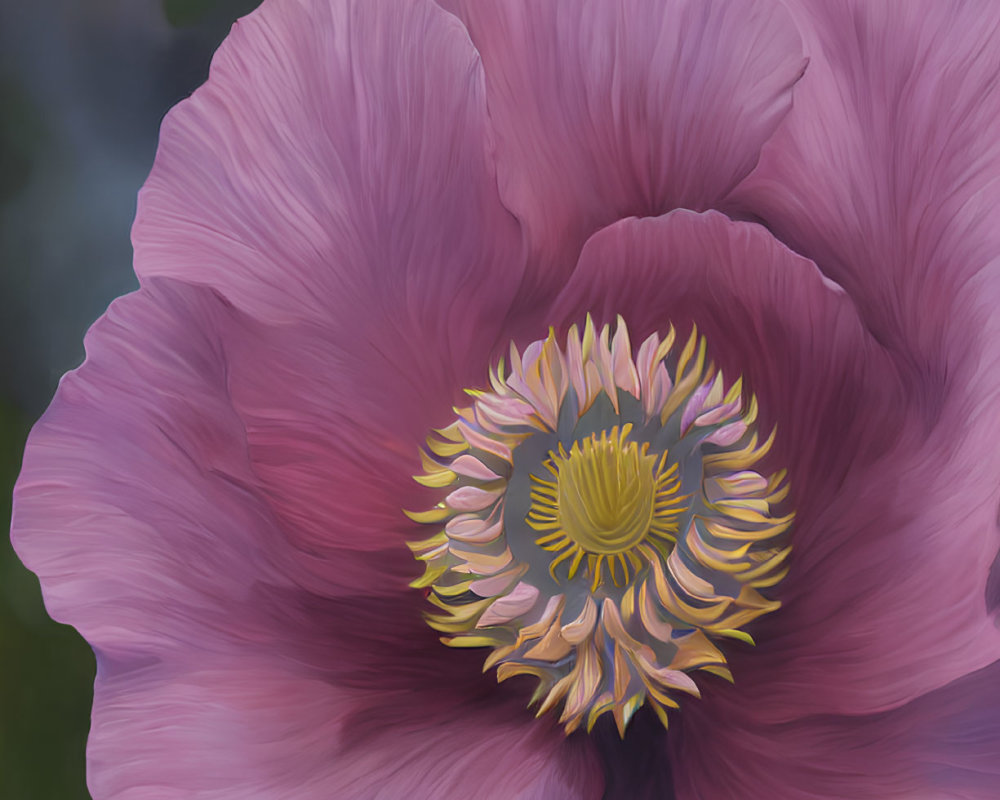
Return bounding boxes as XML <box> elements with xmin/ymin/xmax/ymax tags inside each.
<box><xmin>13</xmin><ymin>0</ymin><xmax>1000</xmax><ymax>797</ymax></box>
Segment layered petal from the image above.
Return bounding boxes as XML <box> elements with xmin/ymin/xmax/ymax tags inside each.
<box><xmin>671</xmin><ymin>660</ymin><xmax>1000</xmax><ymax>800</ymax></box>
<box><xmin>547</xmin><ymin>210</ymin><xmax>1000</xmax><ymax>717</ymax></box>
<box><xmin>13</xmin><ymin>281</ymin><xmax>599</xmax><ymax>798</ymax></box>
<box><xmin>134</xmin><ymin>0</ymin><xmax>535</xmax><ymax>579</ymax></box>
<box><xmin>437</xmin><ymin>0</ymin><xmax>806</xmax><ymax>302</ymax></box>
<box><xmin>13</xmin><ymin>283</ymin><xmax>302</xmax><ymax>660</ymax></box>
<box><xmin>730</xmin><ymin>0</ymin><xmax>1000</xmax><ymax>372</ymax></box>
<box><xmin>134</xmin><ymin>0</ymin><xmax>523</xmax><ymax>379</ymax></box>
<box><xmin>725</xmin><ymin>0</ymin><xmax>1000</xmax><ymax>714</ymax></box>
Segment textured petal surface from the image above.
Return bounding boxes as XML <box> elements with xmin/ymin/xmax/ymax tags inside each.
<box><xmin>671</xmin><ymin>661</ymin><xmax>1000</xmax><ymax>800</ymax></box>
<box><xmin>89</xmin><ymin>656</ymin><xmax>600</xmax><ymax>800</ymax></box>
<box><xmin>13</xmin><ymin>283</ymin><xmax>295</xmax><ymax>661</ymax></box>
<box><xmin>548</xmin><ymin>210</ymin><xmax>1000</xmax><ymax>718</ymax></box>
<box><xmin>135</xmin><ymin>0</ymin><xmax>523</xmax><ymax>351</ymax></box>
<box><xmin>725</xmin><ymin>0</ymin><xmax>1000</xmax><ymax>711</ymax></box>
<box><xmin>134</xmin><ymin>0</ymin><xmax>534</xmax><ymax>594</ymax></box>
<box><xmin>437</xmin><ymin>0</ymin><xmax>805</xmax><ymax>303</ymax></box>
<box><xmin>730</xmin><ymin>0</ymin><xmax>1000</xmax><ymax>366</ymax></box>
<box><xmin>13</xmin><ymin>282</ymin><xmax>600</xmax><ymax>798</ymax></box>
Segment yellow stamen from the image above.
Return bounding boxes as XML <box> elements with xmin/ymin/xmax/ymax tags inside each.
<box><xmin>405</xmin><ymin>315</ymin><xmax>792</xmax><ymax>736</ymax></box>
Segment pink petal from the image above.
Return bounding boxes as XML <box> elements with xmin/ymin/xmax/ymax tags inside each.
<box><xmin>437</xmin><ymin>0</ymin><xmax>805</xmax><ymax>301</ymax></box>
<box><xmin>679</xmin><ymin>382</ymin><xmax>714</xmax><ymax>435</ymax></box>
<box><xmin>446</xmin><ymin>513</ymin><xmax>504</xmax><ymax>544</ymax></box>
<box><xmin>671</xmin><ymin>661</ymin><xmax>1000</xmax><ymax>799</ymax></box>
<box><xmin>729</xmin><ymin>0</ymin><xmax>1000</xmax><ymax>368</ymax></box>
<box><xmin>134</xmin><ymin>0</ymin><xmax>524</xmax><ymax>377</ymax></box>
<box><xmin>447</xmin><ymin>485</ymin><xmax>503</xmax><ymax>512</ymax></box>
<box><xmin>704</xmin><ymin>420</ymin><xmax>747</xmax><ymax>446</ymax></box>
<box><xmin>725</xmin><ymin>0</ymin><xmax>1000</xmax><ymax>717</ymax></box>
<box><xmin>478</xmin><ymin>581</ymin><xmax>541</xmax><ymax>626</ymax></box>
<box><xmin>131</xmin><ymin>0</ymin><xmax>540</xmax><ymax>584</ymax></box>
<box><xmin>11</xmin><ymin>283</ymin><xmax>415</xmax><ymax>659</ymax></box>
<box><xmin>450</xmin><ymin>455</ymin><xmax>503</xmax><ymax>482</ymax></box>
<box><xmin>548</xmin><ymin>210</ymin><xmax>1000</xmax><ymax>716</ymax></box>
<box><xmin>13</xmin><ymin>283</ymin><xmax>602</xmax><ymax>796</ymax></box>
<box><xmin>88</xmin><ymin>655</ymin><xmax>602</xmax><ymax>799</ymax></box>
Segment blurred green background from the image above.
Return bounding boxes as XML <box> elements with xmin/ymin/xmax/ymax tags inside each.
<box><xmin>1</xmin><ymin>1</ymin><xmax>261</xmax><ymax>796</ymax></box>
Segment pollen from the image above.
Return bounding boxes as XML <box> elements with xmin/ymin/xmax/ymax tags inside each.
<box><xmin>407</xmin><ymin>316</ymin><xmax>792</xmax><ymax>736</ymax></box>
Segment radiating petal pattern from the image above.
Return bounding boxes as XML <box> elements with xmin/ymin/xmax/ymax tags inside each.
<box><xmin>133</xmin><ymin>0</ymin><xmax>538</xmax><ymax>598</ymax></box>
<box><xmin>549</xmin><ymin>210</ymin><xmax>1000</xmax><ymax>717</ymax></box>
<box><xmin>89</xmin><ymin>657</ymin><xmax>600</xmax><ymax>800</ymax></box>
<box><xmin>13</xmin><ymin>281</ymin><xmax>600</xmax><ymax>798</ymax></box>
<box><xmin>12</xmin><ymin>0</ymin><xmax>1000</xmax><ymax>796</ymax></box>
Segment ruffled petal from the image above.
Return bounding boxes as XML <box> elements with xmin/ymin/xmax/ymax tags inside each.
<box><xmin>547</xmin><ymin>210</ymin><xmax>1000</xmax><ymax>717</ymax></box>
<box><xmin>725</xmin><ymin>0</ymin><xmax>1000</xmax><ymax>715</ymax></box>
<box><xmin>132</xmin><ymin>0</ymin><xmax>538</xmax><ymax>587</ymax></box>
<box><xmin>135</xmin><ymin>0</ymin><xmax>524</xmax><ymax>371</ymax></box>
<box><xmin>12</xmin><ymin>281</ymin><xmax>401</xmax><ymax>661</ymax></box>
<box><xmin>671</xmin><ymin>660</ymin><xmax>1000</xmax><ymax>799</ymax></box>
<box><xmin>437</xmin><ymin>0</ymin><xmax>805</xmax><ymax>301</ymax></box>
<box><xmin>730</xmin><ymin>0</ymin><xmax>1000</xmax><ymax>369</ymax></box>
<box><xmin>14</xmin><ymin>281</ymin><xmax>600</xmax><ymax>797</ymax></box>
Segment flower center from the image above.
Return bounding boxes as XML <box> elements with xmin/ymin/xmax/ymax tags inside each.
<box><xmin>549</xmin><ymin>427</ymin><xmax>658</xmax><ymax>553</ymax></box>
<box><xmin>407</xmin><ymin>316</ymin><xmax>792</xmax><ymax>736</ymax></box>
<box><xmin>530</xmin><ymin>425</ymin><xmax>687</xmax><ymax>589</ymax></box>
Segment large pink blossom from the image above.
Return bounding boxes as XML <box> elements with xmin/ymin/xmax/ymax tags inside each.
<box><xmin>12</xmin><ymin>0</ymin><xmax>1000</xmax><ymax>797</ymax></box>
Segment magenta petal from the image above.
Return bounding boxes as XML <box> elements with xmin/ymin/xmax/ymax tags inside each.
<box><xmin>671</xmin><ymin>661</ymin><xmax>1000</xmax><ymax>799</ymax></box>
<box><xmin>438</xmin><ymin>0</ymin><xmax>805</xmax><ymax>299</ymax></box>
<box><xmin>548</xmin><ymin>210</ymin><xmax>1000</xmax><ymax>716</ymax></box>
<box><xmin>89</xmin><ymin>656</ymin><xmax>601</xmax><ymax>799</ymax></box>
<box><xmin>134</xmin><ymin>0</ymin><xmax>524</xmax><ymax>368</ymax></box>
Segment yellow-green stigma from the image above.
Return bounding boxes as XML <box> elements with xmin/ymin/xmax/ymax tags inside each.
<box><xmin>407</xmin><ymin>316</ymin><xmax>793</xmax><ymax>736</ymax></box>
<box><xmin>529</xmin><ymin>425</ymin><xmax>687</xmax><ymax>590</ymax></box>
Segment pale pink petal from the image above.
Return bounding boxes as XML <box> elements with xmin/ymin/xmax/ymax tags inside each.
<box><xmin>703</xmin><ymin>421</ymin><xmax>747</xmax><ymax>447</ymax></box>
<box><xmin>446</xmin><ymin>513</ymin><xmax>504</xmax><ymax>544</ymax></box>
<box><xmin>478</xmin><ymin>582</ymin><xmax>541</xmax><ymax>627</ymax></box>
<box><xmin>437</xmin><ymin>0</ymin><xmax>805</xmax><ymax>300</ymax></box>
<box><xmin>548</xmin><ymin>210</ymin><xmax>1000</xmax><ymax>717</ymax></box>
<box><xmin>450</xmin><ymin>455</ymin><xmax>503</xmax><ymax>482</ymax></box>
<box><xmin>671</xmin><ymin>661</ymin><xmax>1000</xmax><ymax>799</ymax></box>
<box><xmin>447</xmin><ymin>485</ymin><xmax>503</xmax><ymax>512</ymax></box>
